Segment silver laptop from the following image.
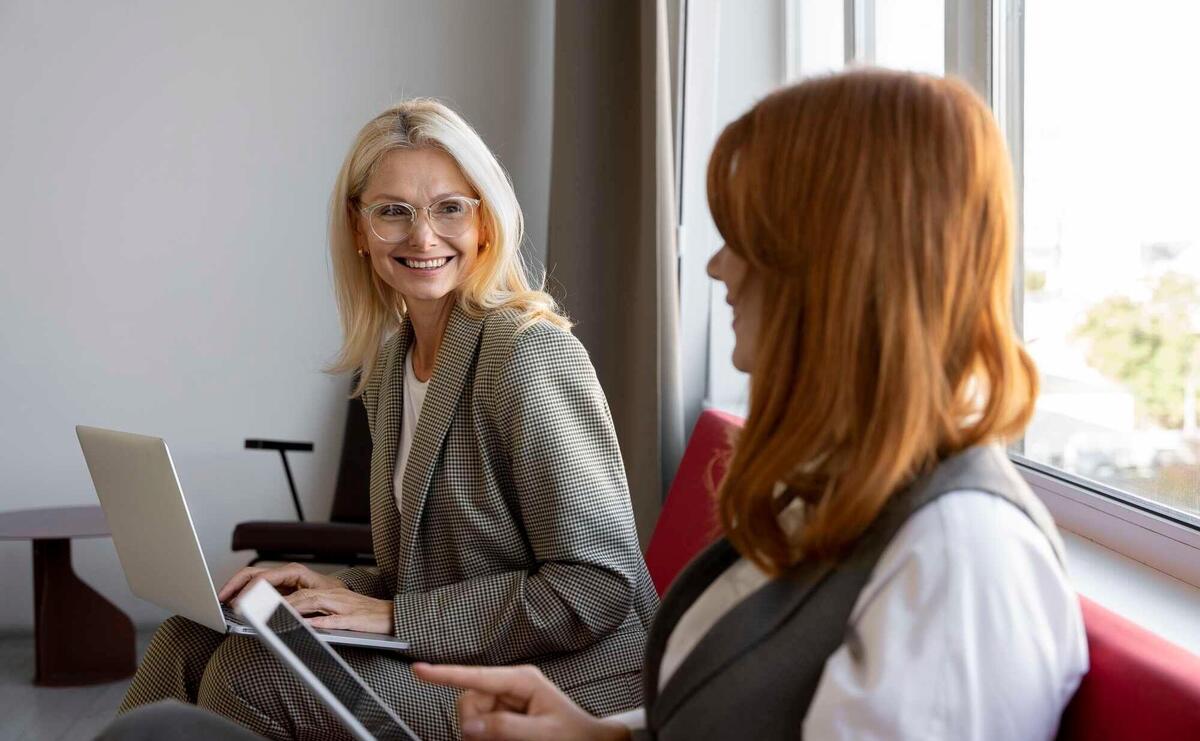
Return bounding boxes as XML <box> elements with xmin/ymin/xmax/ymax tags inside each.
<box><xmin>236</xmin><ymin>580</ymin><xmax>421</xmax><ymax>740</ymax></box>
<box><xmin>76</xmin><ymin>425</ymin><xmax>409</xmax><ymax>652</ymax></box>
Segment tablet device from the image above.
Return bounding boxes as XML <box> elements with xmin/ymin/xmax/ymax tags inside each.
<box><xmin>235</xmin><ymin>580</ymin><xmax>421</xmax><ymax>741</ymax></box>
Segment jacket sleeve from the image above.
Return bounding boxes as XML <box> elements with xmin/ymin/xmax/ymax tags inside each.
<box><xmin>334</xmin><ymin>564</ymin><xmax>385</xmax><ymax>598</ymax></box>
<box><xmin>388</xmin><ymin>323</ymin><xmax>645</xmax><ymax>664</ymax></box>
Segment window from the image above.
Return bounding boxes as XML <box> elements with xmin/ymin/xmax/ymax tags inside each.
<box><xmin>684</xmin><ymin>0</ymin><xmax>1200</xmax><ymax>585</ymax></box>
<box><xmin>1018</xmin><ymin>0</ymin><xmax>1200</xmax><ymax>525</ymax></box>
<box><xmin>787</xmin><ymin>0</ymin><xmax>843</xmax><ymax>80</ymax></box>
<box><xmin>872</xmin><ymin>0</ymin><xmax>944</xmax><ymax>74</ymax></box>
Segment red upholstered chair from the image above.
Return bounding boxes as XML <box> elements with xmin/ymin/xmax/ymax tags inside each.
<box><xmin>1057</xmin><ymin>595</ymin><xmax>1200</xmax><ymax>740</ymax></box>
<box><xmin>644</xmin><ymin>409</ymin><xmax>743</xmax><ymax>595</ymax></box>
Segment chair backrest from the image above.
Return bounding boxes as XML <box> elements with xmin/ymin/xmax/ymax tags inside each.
<box><xmin>1057</xmin><ymin>595</ymin><xmax>1200</xmax><ymax>740</ymax></box>
<box><xmin>329</xmin><ymin>395</ymin><xmax>372</xmax><ymax>524</ymax></box>
<box><xmin>645</xmin><ymin>409</ymin><xmax>744</xmax><ymax>595</ymax></box>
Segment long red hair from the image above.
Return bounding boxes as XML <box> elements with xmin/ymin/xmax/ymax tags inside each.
<box><xmin>708</xmin><ymin>70</ymin><xmax>1038</xmax><ymax>574</ymax></box>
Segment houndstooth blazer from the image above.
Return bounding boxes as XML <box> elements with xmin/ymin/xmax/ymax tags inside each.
<box><xmin>334</xmin><ymin>303</ymin><xmax>658</xmax><ymax>694</ymax></box>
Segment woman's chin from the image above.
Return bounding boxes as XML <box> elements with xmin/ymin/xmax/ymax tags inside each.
<box><xmin>384</xmin><ymin>277</ymin><xmax>456</xmax><ymax>307</ymax></box>
<box><xmin>731</xmin><ymin>350</ymin><xmax>754</xmax><ymax>375</ymax></box>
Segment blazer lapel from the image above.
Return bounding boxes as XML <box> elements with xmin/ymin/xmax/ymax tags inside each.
<box><xmin>370</xmin><ymin>316</ymin><xmax>411</xmax><ymax>591</ymax></box>
<box><xmin>396</xmin><ymin>304</ymin><xmax>484</xmax><ymax>591</ymax></box>
<box><xmin>647</xmin><ymin>544</ymin><xmax>837</xmax><ymax>730</ymax></box>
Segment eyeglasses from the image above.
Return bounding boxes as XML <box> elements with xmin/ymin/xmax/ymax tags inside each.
<box><xmin>359</xmin><ymin>195</ymin><xmax>481</xmax><ymax>243</ymax></box>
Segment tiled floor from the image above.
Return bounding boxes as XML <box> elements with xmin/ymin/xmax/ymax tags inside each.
<box><xmin>0</xmin><ymin>633</ymin><xmax>150</xmax><ymax>741</ymax></box>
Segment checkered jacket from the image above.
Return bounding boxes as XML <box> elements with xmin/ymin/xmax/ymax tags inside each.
<box><xmin>334</xmin><ymin>304</ymin><xmax>658</xmax><ymax>693</ymax></box>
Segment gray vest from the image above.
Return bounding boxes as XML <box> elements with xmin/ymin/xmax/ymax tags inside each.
<box><xmin>635</xmin><ymin>445</ymin><xmax>1065</xmax><ymax>740</ymax></box>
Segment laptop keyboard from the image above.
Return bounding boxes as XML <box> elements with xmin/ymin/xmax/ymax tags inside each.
<box><xmin>222</xmin><ymin>604</ymin><xmax>249</xmax><ymax>626</ymax></box>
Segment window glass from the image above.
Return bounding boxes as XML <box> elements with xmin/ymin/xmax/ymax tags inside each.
<box><xmin>874</xmin><ymin>0</ymin><xmax>944</xmax><ymax>74</ymax></box>
<box><xmin>793</xmin><ymin>0</ymin><xmax>844</xmax><ymax>78</ymax></box>
<box><xmin>1022</xmin><ymin>0</ymin><xmax>1200</xmax><ymax>520</ymax></box>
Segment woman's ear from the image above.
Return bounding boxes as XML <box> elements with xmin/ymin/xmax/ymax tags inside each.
<box><xmin>350</xmin><ymin>206</ymin><xmax>369</xmax><ymax>256</ymax></box>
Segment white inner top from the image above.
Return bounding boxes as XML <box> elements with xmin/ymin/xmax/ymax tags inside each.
<box><xmin>392</xmin><ymin>349</ymin><xmax>430</xmax><ymax>516</ymax></box>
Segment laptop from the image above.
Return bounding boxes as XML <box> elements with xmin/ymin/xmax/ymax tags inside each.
<box><xmin>236</xmin><ymin>579</ymin><xmax>421</xmax><ymax>741</ymax></box>
<box><xmin>76</xmin><ymin>425</ymin><xmax>409</xmax><ymax>652</ymax></box>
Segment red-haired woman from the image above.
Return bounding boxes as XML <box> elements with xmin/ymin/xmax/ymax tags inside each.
<box><xmin>415</xmin><ymin>69</ymin><xmax>1089</xmax><ymax>740</ymax></box>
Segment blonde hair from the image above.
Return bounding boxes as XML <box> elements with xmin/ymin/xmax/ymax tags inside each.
<box><xmin>708</xmin><ymin>70</ymin><xmax>1038</xmax><ymax>574</ymax></box>
<box><xmin>327</xmin><ymin>98</ymin><xmax>569</xmax><ymax>394</ymax></box>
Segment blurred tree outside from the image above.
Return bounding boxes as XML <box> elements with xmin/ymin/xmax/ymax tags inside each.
<box><xmin>1026</xmin><ymin>269</ymin><xmax>1048</xmax><ymax>294</ymax></box>
<box><xmin>1074</xmin><ymin>272</ymin><xmax>1200</xmax><ymax>431</ymax></box>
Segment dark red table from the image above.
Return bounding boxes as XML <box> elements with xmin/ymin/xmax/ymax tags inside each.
<box><xmin>0</xmin><ymin>505</ymin><xmax>136</xmax><ymax>686</ymax></box>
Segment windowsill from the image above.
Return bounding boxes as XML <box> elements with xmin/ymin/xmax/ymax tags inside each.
<box><xmin>1062</xmin><ymin>528</ymin><xmax>1200</xmax><ymax>656</ymax></box>
<box><xmin>1019</xmin><ymin>457</ymin><xmax>1200</xmax><ymax>655</ymax></box>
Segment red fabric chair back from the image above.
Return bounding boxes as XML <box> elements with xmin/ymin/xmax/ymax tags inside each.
<box><xmin>645</xmin><ymin>409</ymin><xmax>743</xmax><ymax>595</ymax></box>
<box><xmin>1058</xmin><ymin>595</ymin><xmax>1200</xmax><ymax>740</ymax></box>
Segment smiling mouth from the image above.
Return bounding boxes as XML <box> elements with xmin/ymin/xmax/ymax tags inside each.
<box><xmin>394</xmin><ymin>256</ymin><xmax>453</xmax><ymax>270</ymax></box>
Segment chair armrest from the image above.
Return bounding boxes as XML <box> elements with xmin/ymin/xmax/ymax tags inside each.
<box><xmin>243</xmin><ymin>439</ymin><xmax>314</xmax><ymax>521</ymax></box>
<box><xmin>244</xmin><ymin>439</ymin><xmax>314</xmax><ymax>452</ymax></box>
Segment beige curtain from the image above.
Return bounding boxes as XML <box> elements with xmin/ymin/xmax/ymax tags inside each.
<box><xmin>547</xmin><ymin>0</ymin><xmax>683</xmax><ymax>545</ymax></box>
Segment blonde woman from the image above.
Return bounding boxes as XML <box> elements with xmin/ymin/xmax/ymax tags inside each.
<box><xmin>415</xmin><ymin>70</ymin><xmax>1088</xmax><ymax>740</ymax></box>
<box><xmin>117</xmin><ymin>99</ymin><xmax>658</xmax><ymax>740</ymax></box>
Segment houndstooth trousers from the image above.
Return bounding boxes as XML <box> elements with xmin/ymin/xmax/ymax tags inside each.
<box><xmin>117</xmin><ymin>616</ymin><xmax>641</xmax><ymax>740</ymax></box>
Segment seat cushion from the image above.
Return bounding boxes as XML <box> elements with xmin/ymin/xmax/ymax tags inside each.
<box><xmin>231</xmin><ymin>520</ymin><xmax>373</xmax><ymax>561</ymax></box>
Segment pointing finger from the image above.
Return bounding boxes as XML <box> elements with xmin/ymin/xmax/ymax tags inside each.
<box><xmin>413</xmin><ymin>664</ymin><xmax>546</xmax><ymax>707</ymax></box>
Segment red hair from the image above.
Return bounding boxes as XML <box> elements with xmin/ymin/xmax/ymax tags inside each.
<box><xmin>708</xmin><ymin>70</ymin><xmax>1038</xmax><ymax>573</ymax></box>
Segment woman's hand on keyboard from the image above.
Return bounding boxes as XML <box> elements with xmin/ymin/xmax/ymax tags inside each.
<box><xmin>288</xmin><ymin>588</ymin><xmax>394</xmax><ymax>635</ymax></box>
<box><xmin>218</xmin><ymin>562</ymin><xmax>344</xmax><ymax>604</ymax></box>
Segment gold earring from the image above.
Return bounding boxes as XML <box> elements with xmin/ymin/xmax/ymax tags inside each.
<box><xmin>357</xmin><ymin>248</ymin><xmax>368</xmax><ymax>258</ymax></box>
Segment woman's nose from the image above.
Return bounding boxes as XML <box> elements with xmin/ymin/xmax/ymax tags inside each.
<box><xmin>706</xmin><ymin>246</ymin><xmax>725</xmax><ymax>280</ymax></box>
<box><xmin>407</xmin><ymin>211</ymin><xmax>438</xmax><ymax>249</ymax></box>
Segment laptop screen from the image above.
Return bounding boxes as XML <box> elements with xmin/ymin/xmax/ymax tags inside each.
<box><xmin>266</xmin><ymin>604</ymin><xmax>418</xmax><ymax>741</ymax></box>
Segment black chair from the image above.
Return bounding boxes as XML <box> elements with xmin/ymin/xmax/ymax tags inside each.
<box><xmin>231</xmin><ymin>395</ymin><xmax>374</xmax><ymax>566</ymax></box>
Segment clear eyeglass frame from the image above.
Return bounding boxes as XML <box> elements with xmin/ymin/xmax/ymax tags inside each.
<box><xmin>359</xmin><ymin>195</ymin><xmax>482</xmax><ymax>243</ymax></box>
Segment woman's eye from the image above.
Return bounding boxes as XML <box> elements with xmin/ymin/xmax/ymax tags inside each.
<box><xmin>378</xmin><ymin>204</ymin><xmax>412</xmax><ymax>219</ymax></box>
<box><xmin>435</xmin><ymin>201</ymin><xmax>464</xmax><ymax>216</ymax></box>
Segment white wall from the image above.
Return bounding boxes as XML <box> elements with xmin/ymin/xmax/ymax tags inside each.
<box><xmin>0</xmin><ymin>0</ymin><xmax>554</xmax><ymax>632</ymax></box>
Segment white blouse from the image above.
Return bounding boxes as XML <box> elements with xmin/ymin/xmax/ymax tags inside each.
<box><xmin>609</xmin><ymin>490</ymin><xmax>1089</xmax><ymax>739</ymax></box>
<box><xmin>391</xmin><ymin>350</ymin><xmax>429</xmax><ymax>516</ymax></box>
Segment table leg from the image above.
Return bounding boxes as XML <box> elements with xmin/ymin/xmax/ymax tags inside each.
<box><xmin>32</xmin><ymin>538</ymin><xmax>136</xmax><ymax>686</ymax></box>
